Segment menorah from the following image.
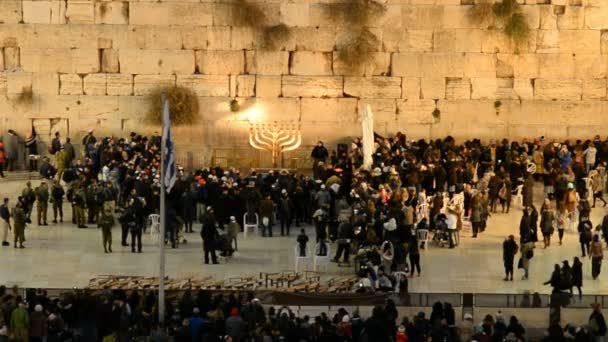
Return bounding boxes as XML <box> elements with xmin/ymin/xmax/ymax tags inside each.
<box><xmin>249</xmin><ymin>122</ymin><xmax>302</xmax><ymax>168</ymax></box>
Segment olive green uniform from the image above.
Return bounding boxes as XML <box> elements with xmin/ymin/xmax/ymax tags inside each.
<box><xmin>12</xmin><ymin>207</ymin><xmax>26</xmax><ymax>247</ymax></box>
<box><xmin>50</xmin><ymin>183</ymin><xmax>65</xmax><ymax>222</ymax></box>
<box><xmin>98</xmin><ymin>213</ymin><xmax>115</xmax><ymax>253</ymax></box>
<box><xmin>35</xmin><ymin>183</ymin><xmax>49</xmax><ymax>225</ymax></box>
<box><xmin>55</xmin><ymin>149</ymin><xmax>66</xmax><ymax>181</ymax></box>
<box><xmin>21</xmin><ymin>186</ymin><xmax>35</xmax><ymax>221</ymax></box>
<box><xmin>73</xmin><ymin>188</ymin><xmax>87</xmax><ymax>227</ymax></box>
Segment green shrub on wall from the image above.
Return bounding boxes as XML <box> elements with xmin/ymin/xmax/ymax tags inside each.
<box><xmin>14</xmin><ymin>86</ymin><xmax>34</xmax><ymax>106</ymax></box>
<box><xmin>147</xmin><ymin>86</ymin><xmax>199</xmax><ymax>126</ymax></box>
<box><xmin>227</xmin><ymin>0</ymin><xmax>291</xmax><ymax>51</ymax></box>
<box><xmin>469</xmin><ymin>0</ymin><xmax>530</xmax><ymax>48</ymax></box>
<box><xmin>325</xmin><ymin>0</ymin><xmax>386</xmax><ymax>73</ymax></box>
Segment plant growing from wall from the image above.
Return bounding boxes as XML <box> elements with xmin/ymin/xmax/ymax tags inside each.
<box><xmin>14</xmin><ymin>86</ymin><xmax>34</xmax><ymax>106</ymax></box>
<box><xmin>325</xmin><ymin>0</ymin><xmax>386</xmax><ymax>73</ymax></box>
<box><xmin>227</xmin><ymin>0</ymin><xmax>291</xmax><ymax>51</ymax></box>
<box><xmin>494</xmin><ymin>100</ymin><xmax>502</xmax><ymax>115</ymax></box>
<box><xmin>432</xmin><ymin>108</ymin><xmax>441</xmax><ymax>122</ymax></box>
<box><xmin>262</xmin><ymin>24</ymin><xmax>291</xmax><ymax>50</ymax></box>
<box><xmin>469</xmin><ymin>0</ymin><xmax>530</xmax><ymax>48</ymax></box>
<box><xmin>147</xmin><ymin>86</ymin><xmax>199</xmax><ymax>126</ymax></box>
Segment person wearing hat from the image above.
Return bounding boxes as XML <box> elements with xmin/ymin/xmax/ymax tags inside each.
<box><xmin>98</xmin><ymin>207</ymin><xmax>115</xmax><ymax>253</ymax></box>
<box><xmin>81</xmin><ymin>129</ymin><xmax>96</xmax><ymax>158</ymax></box>
<box><xmin>278</xmin><ymin>189</ymin><xmax>293</xmax><ymax>236</ymax></box>
<box><xmin>21</xmin><ymin>181</ymin><xmax>35</xmax><ymax>224</ymax></box>
<box><xmin>72</xmin><ymin>182</ymin><xmax>88</xmax><ymax>229</ymax></box>
<box><xmin>54</xmin><ymin>144</ymin><xmax>66</xmax><ymax>182</ymax></box>
<box><xmin>311</xmin><ymin>141</ymin><xmax>329</xmax><ymax>178</ymax></box>
<box><xmin>227</xmin><ymin>215</ymin><xmax>239</xmax><ymax>252</ymax></box>
<box><xmin>503</xmin><ymin>235</ymin><xmax>518</xmax><ymax>281</ymax></box>
<box><xmin>25</xmin><ymin>128</ymin><xmax>38</xmax><ymax>172</ymax></box>
<box><xmin>0</xmin><ymin>198</ymin><xmax>10</xmax><ymax>246</ymax></box>
<box><xmin>34</xmin><ymin>181</ymin><xmax>49</xmax><ymax>226</ymax></box>
<box><xmin>201</xmin><ymin>207</ymin><xmax>219</xmax><ymax>264</ymax></box>
<box><xmin>225</xmin><ymin>307</ymin><xmax>246</xmax><ymax>341</ymax></box>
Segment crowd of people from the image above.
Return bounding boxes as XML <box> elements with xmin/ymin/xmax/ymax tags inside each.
<box><xmin>2</xmin><ymin>285</ymin><xmax>608</xmax><ymax>342</ymax></box>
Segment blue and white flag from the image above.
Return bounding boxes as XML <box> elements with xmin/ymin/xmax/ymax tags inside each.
<box><xmin>162</xmin><ymin>98</ymin><xmax>177</xmax><ymax>193</ymax></box>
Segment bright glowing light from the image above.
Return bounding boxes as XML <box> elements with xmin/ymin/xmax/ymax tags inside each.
<box><xmin>238</xmin><ymin>102</ymin><xmax>264</xmax><ymax>122</ymax></box>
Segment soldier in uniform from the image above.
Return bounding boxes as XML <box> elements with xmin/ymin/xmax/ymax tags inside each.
<box><xmin>13</xmin><ymin>202</ymin><xmax>26</xmax><ymax>248</ymax></box>
<box><xmin>35</xmin><ymin>181</ymin><xmax>49</xmax><ymax>226</ymax></box>
<box><xmin>73</xmin><ymin>183</ymin><xmax>87</xmax><ymax>228</ymax></box>
<box><xmin>86</xmin><ymin>180</ymin><xmax>100</xmax><ymax>224</ymax></box>
<box><xmin>98</xmin><ymin>208</ymin><xmax>115</xmax><ymax>253</ymax></box>
<box><xmin>55</xmin><ymin>145</ymin><xmax>66</xmax><ymax>182</ymax></box>
<box><xmin>50</xmin><ymin>179</ymin><xmax>65</xmax><ymax>223</ymax></box>
<box><xmin>21</xmin><ymin>181</ymin><xmax>35</xmax><ymax>223</ymax></box>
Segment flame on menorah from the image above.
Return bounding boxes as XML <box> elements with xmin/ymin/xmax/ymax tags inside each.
<box><xmin>249</xmin><ymin>122</ymin><xmax>302</xmax><ymax>168</ymax></box>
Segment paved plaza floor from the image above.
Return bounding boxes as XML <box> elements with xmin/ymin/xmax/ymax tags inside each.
<box><xmin>0</xmin><ymin>179</ymin><xmax>607</xmax><ymax>294</ymax></box>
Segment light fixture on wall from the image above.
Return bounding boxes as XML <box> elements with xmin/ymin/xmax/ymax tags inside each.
<box><xmin>230</xmin><ymin>98</ymin><xmax>240</xmax><ymax>112</ymax></box>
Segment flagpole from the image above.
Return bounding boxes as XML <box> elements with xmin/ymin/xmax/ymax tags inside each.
<box><xmin>159</xmin><ymin>93</ymin><xmax>167</xmax><ymax>325</ymax></box>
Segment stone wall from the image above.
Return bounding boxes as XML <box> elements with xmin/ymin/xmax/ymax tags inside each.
<box><xmin>1</xmin><ymin>0</ymin><xmax>607</xmax><ymax>165</ymax></box>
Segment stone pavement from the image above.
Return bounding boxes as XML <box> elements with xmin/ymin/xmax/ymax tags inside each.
<box><xmin>0</xmin><ymin>178</ymin><xmax>607</xmax><ymax>295</ymax></box>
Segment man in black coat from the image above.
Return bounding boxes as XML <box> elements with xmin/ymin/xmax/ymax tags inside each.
<box><xmin>503</xmin><ymin>235</ymin><xmax>519</xmax><ymax>281</ymax></box>
<box><xmin>201</xmin><ymin>207</ymin><xmax>219</xmax><ymax>264</ymax></box>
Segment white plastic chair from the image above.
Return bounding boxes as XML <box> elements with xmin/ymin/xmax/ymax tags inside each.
<box><xmin>313</xmin><ymin>242</ymin><xmax>331</xmax><ymax>272</ymax></box>
<box><xmin>243</xmin><ymin>212</ymin><xmax>259</xmax><ymax>238</ymax></box>
<box><xmin>513</xmin><ymin>184</ymin><xmax>524</xmax><ymax>207</ymax></box>
<box><xmin>148</xmin><ymin>214</ymin><xmax>161</xmax><ymax>242</ymax></box>
<box><xmin>416</xmin><ymin>229</ymin><xmax>429</xmax><ymax>248</ymax></box>
<box><xmin>294</xmin><ymin>244</ymin><xmax>312</xmax><ymax>272</ymax></box>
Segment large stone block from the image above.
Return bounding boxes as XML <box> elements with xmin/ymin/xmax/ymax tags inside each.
<box><xmin>182</xmin><ymin>27</ymin><xmax>208</xmax><ymax>50</ymax></box>
<box><xmin>534</xmin><ymin>79</ymin><xmax>582</xmax><ymax>100</ymax></box>
<box><xmin>301</xmin><ymin>98</ymin><xmax>358</xmax><ymax>122</ymax></box>
<box><xmin>256</xmin><ymin>75</ymin><xmax>281</xmax><ymax>98</ymax></box>
<box><xmin>236</xmin><ymin>75</ymin><xmax>256</xmax><ymax>97</ymax></box>
<box><xmin>442</xmin><ymin>5</ymin><xmax>476</xmax><ymax>29</ymax></box>
<box><xmin>383</xmin><ymin>29</ymin><xmax>434</xmax><ymax>52</ymax></box>
<box><xmin>522</xmin><ymin>5</ymin><xmax>541</xmax><ymax>29</ymax></box>
<box><xmin>176</xmin><ymin>75</ymin><xmax>230</xmax><ymax>97</ymax></box>
<box><xmin>280</xmin><ymin>3</ymin><xmax>310</xmax><ymax>26</ymax></box>
<box><xmin>207</xmin><ymin>26</ymin><xmax>232</xmax><ymax>50</ymax></box>
<box><xmin>433</xmin><ymin>29</ymin><xmax>483</xmax><ymax>53</ymax></box>
<box><xmin>106</xmin><ymin>74</ymin><xmax>133</xmax><ymax>96</ymax></box>
<box><xmin>21</xmin><ymin>48</ymin><xmax>99</xmax><ymax>73</ymax></box>
<box><xmin>333</xmin><ymin>52</ymin><xmax>390</xmax><ymax>77</ymax></box>
<box><xmin>559</xmin><ymin>30</ymin><xmax>600</xmax><ymax>54</ymax></box>
<box><xmin>539</xmin><ymin>5</ymin><xmax>557</xmax><ymax>29</ymax></box>
<box><xmin>101</xmin><ymin>49</ymin><xmax>120</xmax><ymax>73</ymax></box>
<box><xmin>463</xmin><ymin>53</ymin><xmax>496</xmax><ymax>78</ymax></box>
<box><xmin>3</xmin><ymin>47</ymin><xmax>19</xmax><ymax>71</ymax></box>
<box><xmin>575</xmin><ymin>54</ymin><xmax>607</xmax><ymax>79</ymax></box>
<box><xmin>130</xmin><ymin>3</ymin><xmax>212</xmax><ymax>26</ymax></box>
<box><xmin>343</xmin><ymin>77</ymin><xmax>402</xmax><ymax>98</ymax></box>
<box><xmin>420</xmin><ymin>78</ymin><xmax>445</xmax><ymax>100</ymax></box>
<box><xmin>557</xmin><ymin>6</ymin><xmax>585</xmax><ymax>29</ymax></box>
<box><xmin>585</xmin><ymin>6</ymin><xmax>608</xmax><ymax>29</ymax></box>
<box><xmin>6</xmin><ymin>72</ymin><xmax>32</xmax><ymax>96</ymax></box>
<box><xmin>290</xmin><ymin>52</ymin><xmax>333</xmax><ymax>76</ymax></box>
<box><xmin>120</xmin><ymin>50</ymin><xmax>195</xmax><ymax>75</ymax></box>
<box><xmin>392</xmin><ymin>53</ymin><xmax>465</xmax><ymax>78</ymax></box>
<box><xmin>0</xmin><ymin>1</ymin><xmax>22</xmax><ymax>24</ymax></box>
<box><xmin>471</xmin><ymin>78</ymin><xmax>497</xmax><ymax>99</ymax></box>
<box><xmin>291</xmin><ymin>27</ymin><xmax>335</xmax><ymax>52</ymax></box>
<box><xmin>22</xmin><ymin>1</ymin><xmax>61</xmax><ymax>24</ymax></box>
<box><xmin>358</xmin><ymin>99</ymin><xmax>398</xmax><ymax>122</ymax></box>
<box><xmin>583</xmin><ymin>79</ymin><xmax>607</xmax><ymax>99</ymax></box>
<box><xmin>536</xmin><ymin>30</ymin><xmax>559</xmax><ymax>53</ymax></box>
<box><xmin>126</xmin><ymin>26</ymin><xmax>183</xmax><ymax>50</ymax></box>
<box><xmin>445</xmin><ymin>77</ymin><xmax>471</xmax><ymax>100</ymax></box>
<box><xmin>538</xmin><ymin>53</ymin><xmax>575</xmax><ymax>78</ymax></box>
<box><xmin>95</xmin><ymin>1</ymin><xmax>129</xmax><ymax>25</ymax></box>
<box><xmin>230</xmin><ymin>26</ymin><xmax>255</xmax><ymax>50</ymax></box>
<box><xmin>59</xmin><ymin>74</ymin><xmax>83</xmax><ymax>95</ymax></box>
<box><xmin>133</xmin><ymin>75</ymin><xmax>175</xmax><ymax>96</ymax></box>
<box><xmin>0</xmin><ymin>52</ymin><xmax>4</xmax><ymax>71</ymax></box>
<box><xmin>66</xmin><ymin>1</ymin><xmax>94</xmax><ymax>24</ymax></box>
<box><xmin>396</xmin><ymin>99</ymin><xmax>436</xmax><ymax>125</ymax></box>
<box><xmin>402</xmin><ymin>77</ymin><xmax>421</xmax><ymax>100</ymax></box>
<box><xmin>402</xmin><ymin>5</ymin><xmax>444</xmax><ymax>29</ymax></box>
<box><xmin>196</xmin><ymin>50</ymin><xmax>244</xmax><ymax>75</ymax></box>
<box><xmin>84</xmin><ymin>74</ymin><xmax>107</xmax><ymax>96</ymax></box>
<box><xmin>511</xmin><ymin>79</ymin><xmax>534</xmax><ymax>100</ymax></box>
<box><xmin>481</xmin><ymin>30</ymin><xmax>513</xmax><ymax>54</ymax></box>
<box><xmin>245</xmin><ymin>51</ymin><xmax>289</xmax><ymax>76</ymax></box>
<box><xmin>281</xmin><ymin>76</ymin><xmax>343</xmax><ymax>98</ymax></box>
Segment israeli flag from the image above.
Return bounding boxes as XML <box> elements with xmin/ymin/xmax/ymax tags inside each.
<box><xmin>162</xmin><ymin>98</ymin><xmax>177</xmax><ymax>193</ymax></box>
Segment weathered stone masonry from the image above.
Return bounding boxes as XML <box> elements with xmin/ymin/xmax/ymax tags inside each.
<box><xmin>1</xmin><ymin>0</ymin><xmax>608</xmax><ymax>164</ymax></box>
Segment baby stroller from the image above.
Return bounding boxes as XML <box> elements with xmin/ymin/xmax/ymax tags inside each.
<box><xmin>432</xmin><ymin>214</ymin><xmax>450</xmax><ymax>248</ymax></box>
<box><xmin>216</xmin><ymin>233</ymin><xmax>235</xmax><ymax>257</ymax></box>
